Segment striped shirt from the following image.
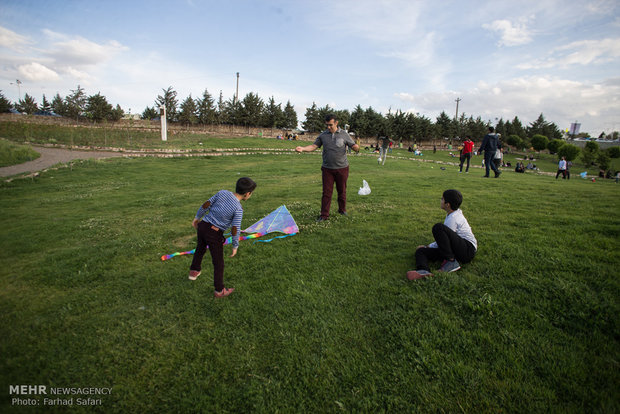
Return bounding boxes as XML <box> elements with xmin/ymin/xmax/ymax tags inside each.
<box><xmin>195</xmin><ymin>190</ymin><xmax>243</xmax><ymax>248</ymax></box>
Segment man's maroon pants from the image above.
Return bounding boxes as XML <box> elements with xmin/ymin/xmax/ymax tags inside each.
<box><xmin>321</xmin><ymin>166</ymin><xmax>349</xmax><ymax>219</ymax></box>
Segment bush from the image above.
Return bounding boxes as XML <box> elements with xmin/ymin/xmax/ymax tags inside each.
<box><xmin>530</xmin><ymin>134</ymin><xmax>549</xmax><ymax>151</ymax></box>
<box><xmin>606</xmin><ymin>146</ymin><xmax>620</xmax><ymax>158</ymax></box>
<box><xmin>557</xmin><ymin>143</ymin><xmax>580</xmax><ymax>162</ymax></box>
<box><xmin>596</xmin><ymin>152</ymin><xmax>611</xmax><ymax>171</ymax></box>
<box><xmin>506</xmin><ymin>134</ymin><xmax>524</xmax><ymax>149</ymax></box>
<box><xmin>547</xmin><ymin>139</ymin><xmax>564</xmax><ymax>154</ymax></box>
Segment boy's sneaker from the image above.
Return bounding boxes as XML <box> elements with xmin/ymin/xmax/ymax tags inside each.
<box><xmin>406</xmin><ymin>269</ymin><xmax>433</xmax><ymax>280</ymax></box>
<box><xmin>439</xmin><ymin>260</ymin><xmax>461</xmax><ymax>273</ymax></box>
<box><xmin>214</xmin><ymin>287</ymin><xmax>234</xmax><ymax>298</ymax></box>
<box><xmin>188</xmin><ymin>270</ymin><xmax>201</xmax><ymax>280</ymax></box>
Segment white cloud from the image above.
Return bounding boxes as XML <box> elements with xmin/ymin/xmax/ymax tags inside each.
<box><xmin>395</xmin><ymin>76</ymin><xmax>620</xmax><ymax>134</ymax></box>
<box><xmin>18</xmin><ymin>62</ymin><xmax>60</xmax><ymax>81</ymax></box>
<box><xmin>44</xmin><ymin>31</ymin><xmax>128</xmax><ymax>66</ymax></box>
<box><xmin>482</xmin><ymin>19</ymin><xmax>533</xmax><ymax>46</ymax></box>
<box><xmin>518</xmin><ymin>37</ymin><xmax>620</xmax><ymax>69</ymax></box>
<box><xmin>0</xmin><ymin>25</ymin><xmax>32</xmax><ymax>51</ymax></box>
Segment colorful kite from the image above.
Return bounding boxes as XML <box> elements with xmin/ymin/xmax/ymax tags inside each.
<box><xmin>161</xmin><ymin>205</ymin><xmax>299</xmax><ymax>261</ymax></box>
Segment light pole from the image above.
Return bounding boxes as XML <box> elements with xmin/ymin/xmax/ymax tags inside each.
<box><xmin>10</xmin><ymin>79</ymin><xmax>22</xmax><ymax>101</ymax></box>
<box><xmin>235</xmin><ymin>72</ymin><xmax>240</xmax><ymax>104</ymax></box>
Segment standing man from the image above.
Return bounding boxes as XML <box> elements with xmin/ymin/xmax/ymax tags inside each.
<box><xmin>478</xmin><ymin>127</ymin><xmax>501</xmax><ymax>178</ymax></box>
<box><xmin>459</xmin><ymin>136</ymin><xmax>474</xmax><ymax>173</ymax></box>
<box><xmin>556</xmin><ymin>156</ymin><xmax>567</xmax><ymax>179</ymax></box>
<box><xmin>378</xmin><ymin>135</ymin><xmax>391</xmax><ymax>165</ymax></box>
<box><xmin>296</xmin><ymin>114</ymin><xmax>360</xmax><ymax>222</ymax></box>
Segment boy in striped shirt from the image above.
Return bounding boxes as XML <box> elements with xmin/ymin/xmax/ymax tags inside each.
<box><xmin>189</xmin><ymin>177</ymin><xmax>257</xmax><ymax>298</ymax></box>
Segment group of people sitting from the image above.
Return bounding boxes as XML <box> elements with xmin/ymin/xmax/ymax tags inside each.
<box><xmin>514</xmin><ymin>160</ymin><xmax>537</xmax><ymax>173</ymax></box>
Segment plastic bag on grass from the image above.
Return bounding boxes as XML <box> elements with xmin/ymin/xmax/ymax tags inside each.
<box><xmin>358</xmin><ymin>179</ymin><xmax>371</xmax><ymax>195</ymax></box>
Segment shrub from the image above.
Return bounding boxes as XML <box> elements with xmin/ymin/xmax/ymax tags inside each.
<box><xmin>557</xmin><ymin>144</ymin><xmax>580</xmax><ymax>161</ymax></box>
<box><xmin>606</xmin><ymin>146</ymin><xmax>620</xmax><ymax>158</ymax></box>
<box><xmin>530</xmin><ymin>134</ymin><xmax>549</xmax><ymax>151</ymax></box>
<box><xmin>547</xmin><ymin>139</ymin><xmax>564</xmax><ymax>154</ymax></box>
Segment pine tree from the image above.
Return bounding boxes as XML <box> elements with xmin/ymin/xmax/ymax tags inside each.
<box><xmin>178</xmin><ymin>94</ymin><xmax>198</xmax><ymax>125</ymax></box>
<box><xmin>155</xmin><ymin>86</ymin><xmax>178</xmax><ymax>121</ymax></box>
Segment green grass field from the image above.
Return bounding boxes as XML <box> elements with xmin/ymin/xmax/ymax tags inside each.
<box><xmin>0</xmin><ymin>138</ymin><xmax>40</xmax><ymax>167</ymax></box>
<box><xmin>1</xmin><ymin>140</ymin><xmax>619</xmax><ymax>412</ymax></box>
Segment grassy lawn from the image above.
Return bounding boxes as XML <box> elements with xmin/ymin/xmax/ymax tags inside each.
<box><xmin>0</xmin><ymin>140</ymin><xmax>619</xmax><ymax>412</ymax></box>
<box><xmin>0</xmin><ymin>138</ymin><xmax>40</xmax><ymax>167</ymax></box>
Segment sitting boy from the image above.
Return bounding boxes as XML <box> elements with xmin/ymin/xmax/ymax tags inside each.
<box><xmin>407</xmin><ymin>189</ymin><xmax>477</xmax><ymax>280</ymax></box>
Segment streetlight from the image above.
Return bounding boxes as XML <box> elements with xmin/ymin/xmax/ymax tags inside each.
<box><xmin>10</xmin><ymin>79</ymin><xmax>22</xmax><ymax>100</ymax></box>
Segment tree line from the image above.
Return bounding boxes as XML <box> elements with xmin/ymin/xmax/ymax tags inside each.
<box><xmin>142</xmin><ymin>86</ymin><xmax>298</xmax><ymax>129</ymax></box>
<box><xmin>2</xmin><ymin>85</ymin><xmax>619</xmax><ymax>149</ymax></box>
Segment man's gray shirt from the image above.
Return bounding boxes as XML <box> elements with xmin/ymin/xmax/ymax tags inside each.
<box><xmin>313</xmin><ymin>128</ymin><xmax>355</xmax><ymax>169</ymax></box>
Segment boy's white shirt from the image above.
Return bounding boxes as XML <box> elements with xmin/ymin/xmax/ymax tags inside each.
<box><xmin>428</xmin><ymin>209</ymin><xmax>478</xmax><ymax>250</ymax></box>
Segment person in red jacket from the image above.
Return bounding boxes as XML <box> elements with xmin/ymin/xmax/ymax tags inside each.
<box><xmin>459</xmin><ymin>136</ymin><xmax>474</xmax><ymax>173</ymax></box>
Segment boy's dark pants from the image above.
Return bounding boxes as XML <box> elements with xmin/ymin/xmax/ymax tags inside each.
<box><xmin>415</xmin><ymin>223</ymin><xmax>476</xmax><ymax>271</ymax></box>
<box><xmin>321</xmin><ymin>166</ymin><xmax>349</xmax><ymax>219</ymax></box>
<box><xmin>459</xmin><ymin>153</ymin><xmax>471</xmax><ymax>172</ymax></box>
<box><xmin>190</xmin><ymin>221</ymin><xmax>225</xmax><ymax>291</ymax></box>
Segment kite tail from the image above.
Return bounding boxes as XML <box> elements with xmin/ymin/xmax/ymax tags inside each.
<box><xmin>161</xmin><ymin>249</ymin><xmax>195</xmax><ymax>261</ymax></box>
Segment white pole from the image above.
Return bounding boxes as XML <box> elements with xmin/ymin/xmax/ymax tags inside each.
<box><xmin>160</xmin><ymin>106</ymin><xmax>167</xmax><ymax>141</ymax></box>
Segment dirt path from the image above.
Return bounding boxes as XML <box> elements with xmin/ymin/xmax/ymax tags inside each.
<box><xmin>0</xmin><ymin>146</ymin><xmax>125</xmax><ymax>177</ymax></box>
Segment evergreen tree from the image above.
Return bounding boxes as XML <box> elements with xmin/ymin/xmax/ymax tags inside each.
<box><xmin>0</xmin><ymin>90</ymin><xmax>12</xmax><ymax>113</ymax></box>
<box><xmin>240</xmin><ymin>92</ymin><xmax>264</xmax><ymax>126</ymax></box>
<box><xmin>51</xmin><ymin>93</ymin><xmax>67</xmax><ymax>116</ymax></box>
<box><xmin>39</xmin><ymin>94</ymin><xmax>52</xmax><ymax>112</ymax></box>
<box><xmin>302</xmin><ymin>102</ymin><xmax>322</xmax><ymax>132</ymax></box>
<box><xmin>349</xmin><ymin>105</ymin><xmax>368</xmax><ymax>137</ymax></box>
<box><xmin>141</xmin><ymin>106</ymin><xmax>158</xmax><ymax>120</ymax></box>
<box><xmin>216</xmin><ymin>91</ymin><xmax>225</xmax><ymax>124</ymax></box>
<box><xmin>197</xmin><ymin>89</ymin><xmax>217</xmax><ymax>125</ymax></box>
<box><xmin>262</xmin><ymin>96</ymin><xmax>283</xmax><ymax>128</ymax></box>
<box><xmin>85</xmin><ymin>92</ymin><xmax>113</xmax><ymax>122</ymax></box>
<box><xmin>178</xmin><ymin>94</ymin><xmax>198</xmax><ymax>125</ymax></box>
<box><xmin>65</xmin><ymin>85</ymin><xmax>87</xmax><ymax>120</ymax></box>
<box><xmin>16</xmin><ymin>93</ymin><xmax>38</xmax><ymax>114</ymax></box>
<box><xmin>435</xmin><ymin>111</ymin><xmax>455</xmax><ymax>139</ymax></box>
<box><xmin>282</xmin><ymin>100</ymin><xmax>298</xmax><ymax>129</ymax></box>
<box><xmin>495</xmin><ymin>118</ymin><xmax>507</xmax><ymax>138</ymax></box>
<box><xmin>109</xmin><ymin>104</ymin><xmax>124</xmax><ymax>122</ymax></box>
<box><xmin>364</xmin><ymin>106</ymin><xmax>385</xmax><ymax>137</ymax></box>
<box><xmin>507</xmin><ymin>116</ymin><xmax>526</xmax><ymax>138</ymax></box>
<box><xmin>155</xmin><ymin>86</ymin><xmax>178</xmax><ymax>122</ymax></box>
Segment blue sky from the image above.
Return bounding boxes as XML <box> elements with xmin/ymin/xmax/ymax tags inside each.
<box><xmin>1</xmin><ymin>0</ymin><xmax>619</xmax><ymax>135</ymax></box>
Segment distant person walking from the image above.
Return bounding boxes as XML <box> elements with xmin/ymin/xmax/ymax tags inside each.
<box><xmin>459</xmin><ymin>136</ymin><xmax>474</xmax><ymax>173</ymax></box>
<box><xmin>296</xmin><ymin>114</ymin><xmax>360</xmax><ymax>222</ymax></box>
<box><xmin>378</xmin><ymin>136</ymin><xmax>391</xmax><ymax>165</ymax></box>
<box><xmin>478</xmin><ymin>127</ymin><xmax>501</xmax><ymax>178</ymax></box>
<box><xmin>556</xmin><ymin>156</ymin><xmax>567</xmax><ymax>179</ymax></box>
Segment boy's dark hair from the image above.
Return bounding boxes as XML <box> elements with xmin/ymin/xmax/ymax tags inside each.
<box><xmin>443</xmin><ymin>189</ymin><xmax>463</xmax><ymax>210</ymax></box>
<box><xmin>324</xmin><ymin>113</ymin><xmax>337</xmax><ymax>122</ymax></box>
<box><xmin>488</xmin><ymin>126</ymin><xmax>495</xmax><ymax>132</ymax></box>
<box><xmin>236</xmin><ymin>177</ymin><xmax>257</xmax><ymax>194</ymax></box>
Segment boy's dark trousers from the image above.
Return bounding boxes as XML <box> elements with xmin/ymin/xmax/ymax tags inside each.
<box><xmin>459</xmin><ymin>153</ymin><xmax>471</xmax><ymax>172</ymax></box>
<box><xmin>190</xmin><ymin>221</ymin><xmax>225</xmax><ymax>291</ymax></box>
<box><xmin>320</xmin><ymin>166</ymin><xmax>349</xmax><ymax>219</ymax></box>
<box><xmin>415</xmin><ymin>223</ymin><xmax>476</xmax><ymax>271</ymax></box>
